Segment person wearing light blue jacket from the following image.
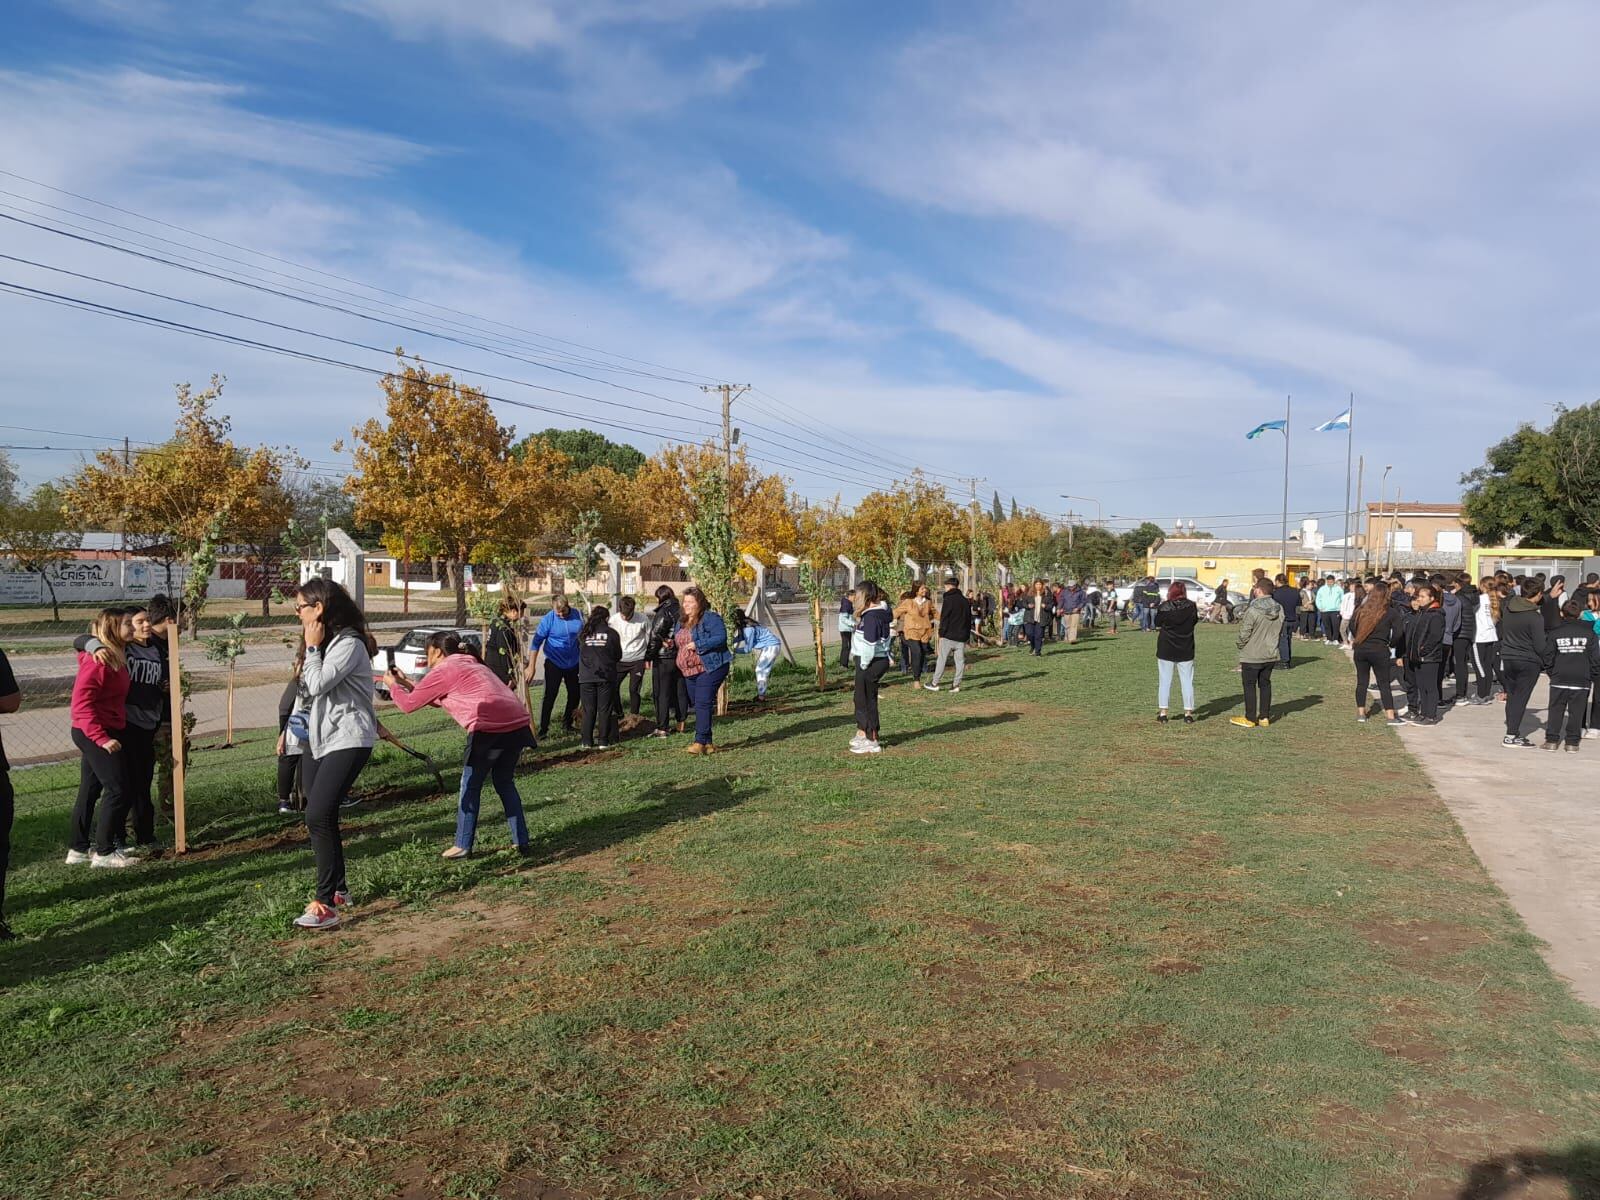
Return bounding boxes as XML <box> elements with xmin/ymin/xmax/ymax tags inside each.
<box><xmin>733</xmin><ymin>608</ymin><xmax>782</xmax><ymax>700</ymax></box>
<box><xmin>673</xmin><ymin>586</ymin><xmax>732</xmax><ymax>754</ymax></box>
<box><xmin>1315</xmin><ymin>576</ymin><xmax>1344</xmax><ymax>644</ymax></box>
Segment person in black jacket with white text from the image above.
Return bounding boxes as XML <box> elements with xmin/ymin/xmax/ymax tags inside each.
<box><xmin>577</xmin><ymin>606</ymin><xmax>621</xmax><ymax>750</ymax></box>
<box><xmin>1498</xmin><ymin>580</ymin><xmax>1549</xmax><ymax>748</ymax></box>
<box><xmin>1543</xmin><ymin>601</ymin><xmax>1599</xmax><ymax>751</ymax></box>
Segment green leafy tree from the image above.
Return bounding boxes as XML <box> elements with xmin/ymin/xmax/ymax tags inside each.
<box><xmin>203</xmin><ymin>612</ymin><xmax>248</xmax><ymax>746</ymax></box>
<box><xmin>990</xmin><ymin>490</ymin><xmax>1004</xmax><ymax>523</ymax></box>
<box><xmin>0</xmin><ymin>483</ymin><xmax>82</xmax><ymax>621</ymax></box>
<box><xmin>1461</xmin><ymin>408</ymin><xmax>1600</xmax><ymax>547</ymax></box>
<box><xmin>0</xmin><ymin>449</ymin><xmax>18</xmax><ymax>507</ymax></box>
<box><xmin>567</xmin><ymin>508</ymin><xmax>602</xmax><ymax>610</ymax></box>
<box><xmin>686</xmin><ymin>468</ymin><xmax>740</xmax><ymax>623</ymax></box>
<box><xmin>517</xmin><ymin>428</ymin><xmax>646</xmax><ymax>477</ymax></box>
<box><xmin>1121</xmin><ymin>522</ymin><xmax>1166</xmax><ymax>559</ymax></box>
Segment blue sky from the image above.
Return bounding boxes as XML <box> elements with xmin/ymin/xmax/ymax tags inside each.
<box><xmin>3</xmin><ymin>0</ymin><xmax>1598</xmax><ymax>538</ymax></box>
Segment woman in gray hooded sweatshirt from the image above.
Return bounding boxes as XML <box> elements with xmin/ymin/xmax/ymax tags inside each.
<box><xmin>290</xmin><ymin>578</ymin><xmax>378</xmax><ymax>931</ymax></box>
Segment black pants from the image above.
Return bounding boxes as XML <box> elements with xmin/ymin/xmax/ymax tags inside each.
<box><xmin>1025</xmin><ymin>622</ymin><xmax>1044</xmax><ymax>655</ymax></box>
<box><xmin>1354</xmin><ymin>645</ymin><xmax>1394</xmax><ymax>712</ymax></box>
<box><xmin>1472</xmin><ymin>642</ymin><xmax>1500</xmax><ymax>699</ymax></box>
<box><xmin>70</xmin><ymin>727</ymin><xmax>129</xmax><ymax>855</ymax></box>
<box><xmin>276</xmin><ymin>712</ymin><xmax>303</xmax><ymax>806</ymax></box>
<box><xmin>854</xmin><ymin>656</ymin><xmax>891</xmax><ymax>737</ymax></box>
<box><xmin>1547</xmin><ymin>687</ymin><xmax>1587</xmax><ymax>744</ymax></box>
<box><xmin>1241</xmin><ymin>662</ymin><xmax>1274</xmax><ymax>723</ymax></box>
<box><xmin>1322</xmin><ymin>612</ymin><xmax>1342</xmax><ymax>642</ymax></box>
<box><xmin>538</xmin><ymin>664</ymin><xmax>580</xmax><ymax>735</ymax></box>
<box><xmin>1415</xmin><ymin>658</ymin><xmax>1441</xmax><ymax>720</ymax></box>
<box><xmin>1502</xmin><ymin>661</ymin><xmax>1540</xmax><ymax>737</ymax></box>
<box><xmin>580</xmin><ymin>680</ymin><xmax>617</xmax><ymax>746</ymax></box>
<box><xmin>653</xmin><ymin>660</ymin><xmax>688</xmax><ymax>727</ymax></box>
<box><xmin>120</xmin><ymin>722</ymin><xmax>158</xmax><ymax>845</ymax></box>
<box><xmin>1277</xmin><ymin>622</ymin><xmax>1293</xmax><ymax>667</ymax></box>
<box><xmin>301</xmin><ymin>746</ymin><xmax>372</xmax><ymax>906</ymax></box>
<box><xmin>0</xmin><ymin>770</ymin><xmax>12</xmax><ymax>920</ymax></box>
<box><xmin>1452</xmin><ymin>639</ymin><xmax>1473</xmax><ymax>703</ymax></box>
<box><xmin>612</xmin><ymin>660</ymin><xmax>646</xmax><ymax>717</ymax></box>
<box><xmin>897</xmin><ymin>635</ymin><xmax>909</xmax><ymax>673</ymax></box>
<box><xmin>839</xmin><ymin>633</ymin><xmax>852</xmax><ymax>669</ymax></box>
<box><xmin>906</xmin><ymin>639</ymin><xmax>928</xmax><ymax>681</ymax></box>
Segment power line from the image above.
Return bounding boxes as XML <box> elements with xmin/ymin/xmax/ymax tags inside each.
<box><xmin>0</xmin><ymin>215</ymin><xmax>938</xmax><ymax>491</ymax></box>
<box><xmin>0</xmin><ymin>279</ymin><xmax>901</xmax><ymax>496</ymax></box>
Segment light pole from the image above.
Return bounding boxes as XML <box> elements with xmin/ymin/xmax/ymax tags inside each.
<box><xmin>1375</xmin><ymin>465</ymin><xmax>1392</xmax><ymax>573</ymax></box>
<box><xmin>1059</xmin><ymin>495</ymin><xmax>1102</xmax><ymax>526</ymax></box>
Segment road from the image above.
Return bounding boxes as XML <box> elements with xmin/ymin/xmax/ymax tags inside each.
<box><xmin>1393</xmin><ymin>671</ymin><xmax>1600</xmax><ymax>1009</ymax></box>
<box><xmin>2</xmin><ymin>603</ymin><xmax>822</xmax><ymax>765</ymax></box>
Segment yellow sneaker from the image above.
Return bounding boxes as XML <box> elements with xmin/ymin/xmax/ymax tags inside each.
<box><xmin>1258</xmin><ymin>717</ymin><xmax>1271</xmax><ymax>728</ymax></box>
<box><xmin>1228</xmin><ymin>716</ymin><xmax>1257</xmax><ymax>729</ymax></box>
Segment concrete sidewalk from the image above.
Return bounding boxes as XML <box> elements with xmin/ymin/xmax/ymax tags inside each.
<box><xmin>1391</xmin><ymin>672</ymin><xmax>1600</xmax><ymax>1008</ymax></box>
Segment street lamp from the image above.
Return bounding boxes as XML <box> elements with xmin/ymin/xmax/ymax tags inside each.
<box><xmin>1059</xmin><ymin>494</ymin><xmax>1102</xmax><ymax>527</ymax></box>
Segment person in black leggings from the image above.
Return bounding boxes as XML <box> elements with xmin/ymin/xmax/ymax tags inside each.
<box><xmin>0</xmin><ymin>647</ymin><xmax>20</xmax><ymax>939</ymax></box>
<box><xmin>67</xmin><ymin>608</ymin><xmax>135</xmax><ymax>869</ymax></box>
<box><xmin>290</xmin><ymin>579</ymin><xmax>378</xmax><ymax>931</ymax></box>
<box><xmin>1349</xmin><ymin>582</ymin><xmax>1402</xmax><ymax>725</ymax></box>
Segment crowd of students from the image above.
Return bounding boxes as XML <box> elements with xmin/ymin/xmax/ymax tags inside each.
<box><xmin>8</xmin><ymin>559</ymin><xmax>1594</xmax><ymax>940</ymax></box>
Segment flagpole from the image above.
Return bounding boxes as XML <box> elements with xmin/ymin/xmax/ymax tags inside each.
<box><xmin>1342</xmin><ymin>392</ymin><xmax>1354</xmax><ymax>578</ymax></box>
<box><xmin>1280</xmin><ymin>395</ymin><xmax>1291</xmax><ymax>575</ymax></box>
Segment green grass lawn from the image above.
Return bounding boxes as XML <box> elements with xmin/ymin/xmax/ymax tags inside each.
<box><xmin>3</xmin><ymin>628</ymin><xmax>1597</xmax><ymax>1199</ymax></box>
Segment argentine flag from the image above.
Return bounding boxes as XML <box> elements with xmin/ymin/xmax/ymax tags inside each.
<box><xmin>1312</xmin><ymin>409</ymin><xmax>1352</xmax><ymax>432</ymax></box>
<box><xmin>1245</xmin><ymin>419</ymin><xmax>1287</xmax><ymax>440</ymax></box>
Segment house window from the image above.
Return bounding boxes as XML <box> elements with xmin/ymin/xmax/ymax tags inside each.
<box><xmin>1436</xmin><ymin>530</ymin><xmax>1464</xmax><ymax>553</ymax></box>
<box><xmin>1386</xmin><ymin>531</ymin><xmax>1413</xmax><ymax>551</ymax></box>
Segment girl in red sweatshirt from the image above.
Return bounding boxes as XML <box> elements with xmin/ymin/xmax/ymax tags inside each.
<box><xmin>67</xmin><ymin>608</ymin><xmax>134</xmax><ymax>868</ymax></box>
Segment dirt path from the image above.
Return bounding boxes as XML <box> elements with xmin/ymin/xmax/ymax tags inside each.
<box><xmin>1392</xmin><ymin>672</ymin><xmax>1600</xmax><ymax>1009</ymax></box>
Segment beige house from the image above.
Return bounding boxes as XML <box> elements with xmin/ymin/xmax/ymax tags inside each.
<box><xmin>1364</xmin><ymin>502</ymin><xmax>1473</xmax><ymax>571</ymax></box>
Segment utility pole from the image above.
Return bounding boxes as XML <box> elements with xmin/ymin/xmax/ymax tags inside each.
<box><xmin>702</xmin><ymin>383</ymin><xmax>750</xmax><ymax>519</ymax></box>
<box><xmin>1279</xmin><ymin>395</ymin><xmax>1293</xmax><ymax>577</ymax></box>
<box><xmin>1352</xmin><ymin>455</ymin><xmax>1364</xmax><ymax>576</ymax></box>
<box><xmin>1340</xmin><ymin>392</ymin><xmax>1354</xmax><ymax>579</ymax></box>
<box><xmin>959</xmin><ymin>475</ymin><xmax>983</xmax><ymax>591</ymax></box>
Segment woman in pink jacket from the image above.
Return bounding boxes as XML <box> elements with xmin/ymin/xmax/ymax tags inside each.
<box><xmin>67</xmin><ymin>608</ymin><xmax>134</xmax><ymax>868</ymax></box>
<box><xmin>387</xmin><ymin>631</ymin><xmax>536</xmax><ymax>860</ymax></box>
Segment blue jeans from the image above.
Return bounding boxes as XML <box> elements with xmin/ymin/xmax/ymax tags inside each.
<box><xmin>1278</xmin><ymin>621</ymin><xmax>1293</xmax><ymax>667</ymax></box>
<box><xmin>455</xmin><ymin>747</ymin><xmax>530</xmax><ymax>852</ymax></box>
<box><xmin>685</xmin><ymin>664</ymin><xmax>730</xmax><ymax>745</ymax></box>
<box><xmin>1138</xmin><ymin>605</ymin><xmax>1156</xmax><ymax>632</ymax></box>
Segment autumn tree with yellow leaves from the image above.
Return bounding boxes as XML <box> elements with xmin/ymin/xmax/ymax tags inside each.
<box><xmin>341</xmin><ymin>358</ymin><xmax>572</xmax><ymax>624</ymax></box>
<box><xmin>633</xmin><ymin>441</ymin><xmax>798</xmax><ymax>570</ymax></box>
<box><xmin>63</xmin><ymin>376</ymin><xmax>299</xmax><ymax>627</ymax></box>
<box><xmin>847</xmin><ymin>471</ymin><xmax>965</xmax><ymax>567</ymax></box>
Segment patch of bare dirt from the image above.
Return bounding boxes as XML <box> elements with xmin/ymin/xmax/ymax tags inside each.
<box><xmin>1359</xmin><ymin>919</ymin><xmax>1488</xmax><ymax>961</ymax></box>
<box><xmin>1316</xmin><ymin>1091</ymin><xmax>1563</xmax><ymax>1200</ymax></box>
<box><xmin>1148</xmin><ymin>957</ymin><xmax>1203</xmax><ymax>976</ymax></box>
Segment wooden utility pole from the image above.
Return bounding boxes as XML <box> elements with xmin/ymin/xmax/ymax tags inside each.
<box><xmin>166</xmin><ymin>622</ymin><xmax>188</xmax><ymax>854</ymax></box>
<box><xmin>702</xmin><ymin>383</ymin><xmax>751</xmax><ymax>517</ymax></box>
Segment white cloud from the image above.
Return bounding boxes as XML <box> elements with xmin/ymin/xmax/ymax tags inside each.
<box><xmin>610</xmin><ymin>166</ymin><xmax>846</xmax><ymax>304</ymax></box>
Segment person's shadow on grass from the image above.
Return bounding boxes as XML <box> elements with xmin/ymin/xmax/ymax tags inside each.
<box><xmin>1452</xmin><ymin>1144</ymin><xmax>1600</xmax><ymax>1198</ymax></box>
<box><xmin>1192</xmin><ymin>693</ymin><xmax>1324</xmax><ymax>722</ymax></box>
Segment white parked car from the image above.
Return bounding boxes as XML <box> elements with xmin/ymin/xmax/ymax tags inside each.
<box><xmin>1113</xmin><ymin>578</ymin><xmax>1218</xmax><ymax>608</ymax></box>
<box><xmin>372</xmin><ymin>626</ymin><xmax>483</xmax><ymax>698</ymax></box>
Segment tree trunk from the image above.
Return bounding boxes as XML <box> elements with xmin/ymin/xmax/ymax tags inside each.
<box><xmin>452</xmin><ymin>559</ymin><xmax>467</xmax><ymax>625</ymax></box>
<box><xmin>42</xmin><ymin>572</ymin><xmax>60</xmax><ymax>623</ymax></box>
<box><xmin>225</xmin><ymin>660</ymin><xmax>235</xmax><ymax>745</ymax></box>
<box><xmin>402</xmin><ymin>533</ymin><xmax>412</xmax><ymax>616</ymax></box>
<box><xmin>811</xmin><ymin>593</ymin><xmax>826</xmax><ymax>689</ymax></box>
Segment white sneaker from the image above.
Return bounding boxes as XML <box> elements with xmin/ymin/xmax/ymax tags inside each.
<box><xmin>1584</xmin><ymin>729</ymin><xmax>1599</xmax><ymax>740</ymax></box>
<box><xmin>950</xmin><ymin>685</ymin><xmax>961</xmax><ymax>693</ymax></box>
<box><xmin>850</xmin><ymin>740</ymin><xmax>881</xmax><ymax>755</ymax></box>
<box><xmin>864</xmin><ymin>740</ymin><xmax>882</xmax><ymax>753</ymax></box>
<box><xmin>922</xmin><ymin>683</ymin><xmax>940</xmax><ymax>692</ymax></box>
<box><xmin>90</xmin><ymin>850</ymin><xmax>138</xmax><ymax>869</ymax></box>
<box><xmin>293</xmin><ymin>902</ymin><xmax>341</xmax><ymax>930</ymax></box>
<box><xmin>64</xmin><ymin>849</ymin><xmax>91</xmax><ymax>865</ymax></box>
<box><xmin>849</xmin><ymin>734</ymin><xmax>868</xmax><ymax>749</ymax></box>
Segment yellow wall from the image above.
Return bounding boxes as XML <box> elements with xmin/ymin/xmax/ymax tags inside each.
<box><xmin>1144</xmin><ymin>554</ymin><xmax>1318</xmax><ymax>588</ymax></box>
